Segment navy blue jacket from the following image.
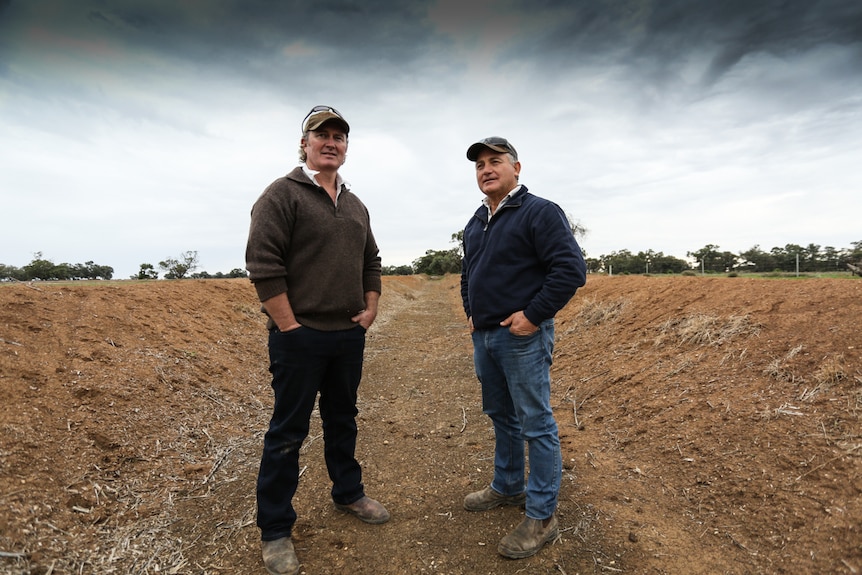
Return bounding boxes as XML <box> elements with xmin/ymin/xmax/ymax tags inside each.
<box><xmin>460</xmin><ymin>186</ymin><xmax>586</xmax><ymax>330</ymax></box>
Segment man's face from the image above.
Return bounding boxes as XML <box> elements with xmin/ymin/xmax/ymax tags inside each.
<box><xmin>475</xmin><ymin>149</ymin><xmax>520</xmax><ymax>199</ymax></box>
<box><xmin>302</xmin><ymin>123</ymin><xmax>348</xmax><ymax>171</ymax></box>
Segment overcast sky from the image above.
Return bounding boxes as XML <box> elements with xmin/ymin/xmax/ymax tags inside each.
<box><xmin>2</xmin><ymin>0</ymin><xmax>861</xmax><ymax>278</ymax></box>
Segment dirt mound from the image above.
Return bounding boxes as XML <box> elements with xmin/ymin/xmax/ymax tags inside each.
<box><xmin>1</xmin><ymin>275</ymin><xmax>859</xmax><ymax>574</ymax></box>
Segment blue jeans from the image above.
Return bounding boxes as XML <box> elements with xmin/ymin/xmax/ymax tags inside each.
<box><xmin>257</xmin><ymin>325</ymin><xmax>367</xmax><ymax>541</ymax></box>
<box><xmin>471</xmin><ymin>319</ymin><xmax>561</xmax><ymax>520</ymax></box>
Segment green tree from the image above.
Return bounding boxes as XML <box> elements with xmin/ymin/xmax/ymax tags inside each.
<box><xmin>190</xmin><ymin>268</ymin><xmax>248</xmax><ymax>279</ymax></box>
<box><xmin>647</xmin><ymin>251</ymin><xmax>689</xmax><ymax>274</ymax></box>
<box><xmin>0</xmin><ymin>264</ymin><xmax>24</xmax><ymax>281</ymax></box>
<box><xmin>738</xmin><ymin>245</ymin><xmax>774</xmax><ymax>272</ymax></box>
<box><xmin>12</xmin><ymin>254</ymin><xmax>114</xmax><ymax>281</ymax></box>
<box><xmin>412</xmin><ymin>248</ymin><xmax>461</xmax><ymax>275</ymax></box>
<box><xmin>382</xmin><ymin>265</ymin><xmax>414</xmax><ymax>276</ymax></box>
<box><xmin>770</xmin><ymin>244</ymin><xmax>804</xmax><ymax>272</ymax></box>
<box><xmin>22</xmin><ymin>252</ymin><xmax>57</xmax><ymax>280</ymax></box>
<box><xmin>52</xmin><ymin>262</ymin><xmax>74</xmax><ymax>280</ymax></box>
<box><xmin>451</xmin><ymin>230</ymin><xmax>464</xmax><ymax>258</ymax></box>
<box><xmin>687</xmin><ymin>244</ymin><xmax>736</xmax><ymax>273</ymax></box>
<box><xmin>584</xmin><ymin>257</ymin><xmax>602</xmax><ymax>274</ymax></box>
<box><xmin>132</xmin><ymin>263</ymin><xmax>159</xmax><ymax>280</ymax></box>
<box><xmin>802</xmin><ymin>243</ymin><xmax>822</xmax><ymax>272</ymax></box>
<box><xmin>159</xmin><ymin>251</ymin><xmax>199</xmax><ymax>279</ymax></box>
<box><xmin>601</xmin><ymin>249</ymin><xmax>639</xmax><ymax>274</ymax></box>
<box><xmin>413</xmin><ymin>232</ymin><xmax>465</xmax><ymax>275</ymax></box>
<box><xmin>74</xmin><ymin>261</ymin><xmax>114</xmax><ymax>280</ymax></box>
<box><xmin>822</xmin><ymin>246</ymin><xmax>842</xmax><ymax>272</ymax></box>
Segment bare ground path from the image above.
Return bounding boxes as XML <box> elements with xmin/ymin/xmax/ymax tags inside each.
<box><xmin>248</xmin><ymin>273</ymin><xmax>606</xmax><ymax>574</ymax></box>
<box><xmin>2</xmin><ymin>274</ymin><xmax>860</xmax><ymax>574</ymax></box>
<box><xmin>176</xmin><ymin>273</ymin><xmax>605</xmax><ymax>574</ymax></box>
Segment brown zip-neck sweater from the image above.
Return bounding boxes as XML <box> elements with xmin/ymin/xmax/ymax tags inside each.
<box><xmin>245</xmin><ymin>167</ymin><xmax>381</xmax><ymax>331</ymax></box>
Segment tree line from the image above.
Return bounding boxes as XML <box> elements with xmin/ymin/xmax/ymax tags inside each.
<box><xmin>128</xmin><ymin>251</ymin><xmax>245</xmax><ymax>280</ymax></box>
<box><xmin>682</xmin><ymin>242</ymin><xmax>862</xmax><ymax>274</ymax></box>
<box><xmin>0</xmin><ymin>253</ymin><xmax>116</xmax><ymax>281</ymax></box>
<box><xmin>4</xmin><ymin>240</ymin><xmax>861</xmax><ymax>282</ymax></box>
<box><xmin>398</xmin><ymin>239</ymin><xmax>862</xmax><ymax>276</ymax></box>
<box><xmin>0</xmin><ymin>251</ymin><xmax>245</xmax><ymax>282</ymax></box>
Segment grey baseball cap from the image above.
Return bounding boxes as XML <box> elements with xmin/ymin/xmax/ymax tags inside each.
<box><xmin>466</xmin><ymin>136</ymin><xmax>518</xmax><ymax>161</ymax></box>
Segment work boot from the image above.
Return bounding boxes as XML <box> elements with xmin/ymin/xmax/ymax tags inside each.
<box><xmin>262</xmin><ymin>537</ymin><xmax>300</xmax><ymax>575</ymax></box>
<box><xmin>334</xmin><ymin>495</ymin><xmax>390</xmax><ymax>524</ymax></box>
<box><xmin>498</xmin><ymin>515</ymin><xmax>559</xmax><ymax>559</ymax></box>
<box><xmin>463</xmin><ymin>486</ymin><xmax>526</xmax><ymax>511</ymax></box>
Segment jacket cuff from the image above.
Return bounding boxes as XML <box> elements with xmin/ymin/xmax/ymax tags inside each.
<box><xmin>363</xmin><ymin>275</ymin><xmax>382</xmax><ymax>294</ymax></box>
<box><xmin>252</xmin><ymin>277</ymin><xmax>288</xmax><ymax>302</ymax></box>
<box><xmin>523</xmin><ymin>307</ymin><xmax>544</xmax><ymax>327</ymax></box>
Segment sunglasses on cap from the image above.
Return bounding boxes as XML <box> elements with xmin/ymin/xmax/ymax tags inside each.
<box><xmin>302</xmin><ymin>105</ymin><xmax>350</xmax><ymax>134</ymax></box>
<box><xmin>479</xmin><ymin>137</ymin><xmax>510</xmax><ymax>146</ymax></box>
<box><xmin>303</xmin><ymin>105</ymin><xmax>343</xmax><ymax>124</ymax></box>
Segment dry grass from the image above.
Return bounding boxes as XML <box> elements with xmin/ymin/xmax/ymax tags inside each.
<box><xmin>575</xmin><ymin>297</ymin><xmax>628</xmax><ymax>326</ymax></box>
<box><xmin>655</xmin><ymin>313</ymin><xmax>760</xmax><ymax>347</ymax></box>
<box><xmin>757</xmin><ymin>402</ymin><xmax>805</xmax><ymax>420</ymax></box>
<box><xmin>797</xmin><ymin>354</ymin><xmax>848</xmax><ymax>401</ymax></box>
<box><xmin>763</xmin><ymin>344</ymin><xmax>804</xmax><ymax>383</ymax></box>
<box><xmin>813</xmin><ymin>354</ymin><xmax>846</xmax><ymax>386</ymax></box>
<box><xmin>1</xmin><ymin>499</ymin><xmax>188</xmax><ymax>575</ymax></box>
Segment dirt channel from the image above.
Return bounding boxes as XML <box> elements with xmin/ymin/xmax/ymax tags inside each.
<box><xmin>0</xmin><ymin>274</ymin><xmax>860</xmax><ymax>574</ymax></box>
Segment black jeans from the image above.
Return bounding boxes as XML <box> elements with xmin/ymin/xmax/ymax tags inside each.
<box><xmin>257</xmin><ymin>324</ymin><xmax>367</xmax><ymax>541</ymax></box>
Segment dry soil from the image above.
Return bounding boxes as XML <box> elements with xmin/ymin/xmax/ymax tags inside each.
<box><xmin>0</xmin><ymin>274</ymin><xmax>860</xmax><ymax>574</ymax></box>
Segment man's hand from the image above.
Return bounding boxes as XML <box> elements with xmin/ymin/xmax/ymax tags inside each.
<box><xmin>500</xmin><ymin>311</ymin><xmax>538</xmax><ymax>336</ymax></box>
<box><xmin>262</xmin><ymin>293</ymin><xmax>302</xmax><ymax>332</ymax></box>
<box><xmin>351</xmin><ymin>291</ymin><xmax>380</xmax><ymax>330</ymax></box>
<box><xmin>351</xmin><ymin>308</ymin><xmax>377</xmax><ymax>330</ymax></box>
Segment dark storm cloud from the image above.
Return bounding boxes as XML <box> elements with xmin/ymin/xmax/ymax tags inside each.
<box><xmin>520</xmin><ymin>0</ymin><xmax>862</xmax><ymax>86</ymax></box>
<box><xmin>673</xmin><ymin>0</ymin><xmax>862</xmax><ymax>85</ymax></box>
<box><xmin>79</xmin><ymin>1</ymin><xmax>439</xmax><ymax>79</ymax></box>
<box><xmin>0</xmin><ymin>0</ymin><xmax>16</xmax><ymax>71</ymax></box>
<box><xmin>10</xmin><ymin>0</ymin><xmax>856</xmax><ymax>101</ymax></box>
<box><xmin>0</xmin><ymin>0</ymin><xmax>448</xmax><ymax>95</ymax></box>
<box><xmin>1</xmin><ymin>0</ymin><xmax>860</xmax><ymax>280</ymax></box>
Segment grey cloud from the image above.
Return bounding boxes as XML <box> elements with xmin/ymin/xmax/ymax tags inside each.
<box><xmin>2</xmin><ymin>1</ymin><xmax>442</xmax><ymax>70</ymax></box>
<box><xmin>690</xmin><ymin>0</ymin><xmax>862</xmax><ymax>85</ymax></box>
<box><xmin>516</xmin><ymin>0</ymin><xmax>862</xmax><ymax>87</ymax></box>
<box><xmin>0</xmin><ymin>0</ymin><xmax>458</xmax><ymax>117</ymax></box>
<box><xmin>82</xmin><ymin>1</ymin><xmax>440</xmax><ymax>71</ymax></box>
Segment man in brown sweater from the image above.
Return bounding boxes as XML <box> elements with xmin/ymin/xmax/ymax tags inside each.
<box><xmin>246</xmin><ymin>105</ymin><xmax>387</xmax><ymax>575</ymax></box>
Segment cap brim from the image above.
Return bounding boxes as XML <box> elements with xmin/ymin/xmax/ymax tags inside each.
<box><xmin>304</xmin><ymin>111</ymin><xmax>350</xmax><ymax>134</ymax></box>
<box><xmin>466</xmin><ymin>142</ymin><xmax>512</xmax><ymax>161</ymax></box>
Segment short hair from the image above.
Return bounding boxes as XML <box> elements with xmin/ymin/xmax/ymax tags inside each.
<box><xmin>298</xmin><ymin>130</ymin><xmax>309</xmax><ymax>163</ymax></box>
<box><xmin>298</xmin><ymin>129</ymin><xmax>350</xmax><ymax>163</ymax></box>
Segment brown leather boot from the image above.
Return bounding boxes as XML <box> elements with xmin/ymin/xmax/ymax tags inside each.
<box><xmin>463</xmin><ymin>486</ymin><xmax>527</xmax><ymax>511</ymax></box>
<box><xmin>498</xmin><ymin>515</ymin><xmax>559</xmax><ymax>559</ymax></box>
<box><xmin>334</xmin><ymin>495</ymin><xmax>391</xmax><ymax>524</ymax></box>
<box><xmin>262</xmin><ymin>537</ymin><xmax>300</xmax><ymax>575</ymax></box>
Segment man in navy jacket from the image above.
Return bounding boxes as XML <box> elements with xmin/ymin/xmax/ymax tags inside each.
<box><xmin>460</xmin><ymin>136</ymin><xmax>586</xmax><ymax>559</ymax></box>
